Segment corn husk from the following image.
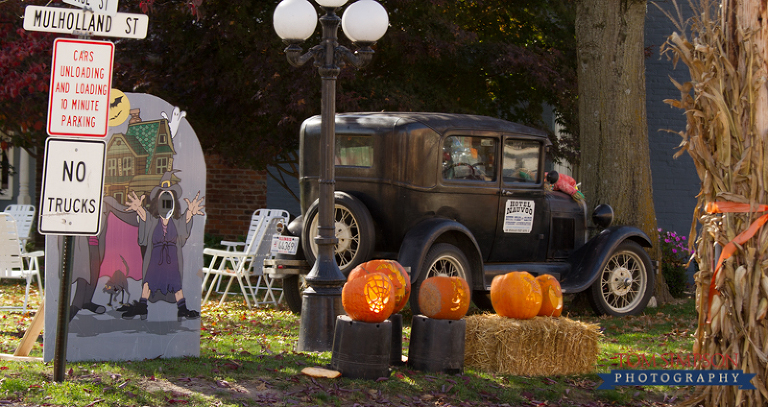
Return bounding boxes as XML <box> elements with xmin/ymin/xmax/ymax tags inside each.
<box><xmin>659</xmin><ymin>0</ymin><xmax>768</xmax><ymax>405</ymax></box>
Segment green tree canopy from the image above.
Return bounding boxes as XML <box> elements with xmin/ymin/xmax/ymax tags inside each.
<box><xmin>1</xmin><ymin>0</ymin><xmax>578</xmax><ymax>166</ymax></box>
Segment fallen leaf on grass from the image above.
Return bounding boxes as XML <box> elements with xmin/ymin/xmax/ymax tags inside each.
<box><xmin>302</xmin><ymin>367</ymin><xmax>341</xmax><ymax>379</ymax></box>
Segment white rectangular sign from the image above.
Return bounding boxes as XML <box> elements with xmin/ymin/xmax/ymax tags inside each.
<box><xmin>62</xmin><ymin>0</ymin><xmax>119</xmax><ymax>16</ymax></box>
<box><xmin>271</xmin><ymin>235</ymin><xmax>300</xmax><ymax>255</ymax></box>
<box><xmin>47</xmin><ymin>38</ymin><xmax>114</xmax><ymax>138</ymax></box>
<box><xmin>39</xmin><ymin>138</ymin><xmax>106</xmax><ymax>235</ymax></box>
<box><xmin>23</xmin><ymin>6</ymin><xmax>148</xmax><ymax>39</ymax></box>
<box><xmin>503</xmin><ymin>199</ymin><xmax>535</xmax><ymax>234</ymax></box>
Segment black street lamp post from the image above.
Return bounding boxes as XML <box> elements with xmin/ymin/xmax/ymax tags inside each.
<box><xmin>273</xmin><ymin>0</ymin><xmax>388</xmax><ymax>352</ymax></box>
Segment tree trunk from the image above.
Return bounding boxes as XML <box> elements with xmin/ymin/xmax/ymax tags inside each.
<box><xmin>662</xmin><ymin>0</ymin><xmax>768</xmax><ymax>405</ymax></box>
<box><xmin>575</xmin><ymin>0</ymin><xmax>672</xmax><ymax>304</ymax></box>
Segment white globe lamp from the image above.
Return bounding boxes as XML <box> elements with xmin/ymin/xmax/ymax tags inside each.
<box><xmin>274</xmin><ymin>0</ymin><xmax>318</xmax><ymax>41</ymax></box>
<box><xmin>341</xmin><ymin>0</ymin><xmax>389</xmax><ymax>43</ymax></box>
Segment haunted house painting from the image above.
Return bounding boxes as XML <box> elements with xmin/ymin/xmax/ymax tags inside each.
<box><xmin>44</xmin><ymin>93</ymin><xmax>206</xmax><ymax>362</ymax></box>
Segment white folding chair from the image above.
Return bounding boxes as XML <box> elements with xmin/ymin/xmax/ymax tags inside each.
<box><xmin>202</xmin><ymin>209</ymin><xmax>289</xmax><ymax>308</ymax></box>
<box><xmin>3</xmin><ymin>205</ymin><xmax>36</xmax><ymax>253</ymax></box>
<box><xmin>0</xmin><ymin>213</ymin><xmax>44</xmax><ymax>313</ymax></box>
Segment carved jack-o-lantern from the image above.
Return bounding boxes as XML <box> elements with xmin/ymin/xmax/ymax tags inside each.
<box><xmin>418</xmin><ymin>275</ymin><xmax>471</xmax><ymax>320</ymax></box>
<box><xmin>348</xmin><ymin>259</ymin><xmax>411</xmax><ymax>313</ymax></box>
<box><xmin>536</xmin><ymin>274</ymin><xmax>563</xmax><ymax>317</ymax></box>
<box><xmin>342</xmin><ymin>272</ymin><xmax>396</xmax><ymax>323</ymax></box>
<box><xmin>490</xmin><ymin>271</ymin><xmax>542</xmax><ymax>319</ymax></box>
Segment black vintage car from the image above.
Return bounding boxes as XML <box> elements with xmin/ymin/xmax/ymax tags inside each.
<box><xmin>265</xmin><ymin>112</ymin><xmax>655</xmax><ymax>316</ymax></box>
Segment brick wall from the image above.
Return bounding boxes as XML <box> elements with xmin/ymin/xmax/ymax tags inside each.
<box><xmin>204</xmin><ymin>153</ymin><xmax>268</xmax><ymax>241</ymax></box>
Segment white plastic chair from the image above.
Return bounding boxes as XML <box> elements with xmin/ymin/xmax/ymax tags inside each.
<box><xmin>3</xmin><ymin>205</ymin><xmax>36</xmax><ymax>253</ymax></box>
<box><xmin>0</xmin><ymin>213</ymin><xmax>44</xmax><ymax>313</ymax></box>
<box><xmin>202</xmin><ymin>209</ymin><xmax>289</xmax><ymax>308</ymax></box>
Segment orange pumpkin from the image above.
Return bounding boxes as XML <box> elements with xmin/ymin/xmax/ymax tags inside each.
<box><xmin>348</xmin><ymin>260</ymin><xmax>411</xmax><ymax>313</ymax></box>
<box><xmin>490</xmin><ymin>271</ymin><xmax>542</xmax><ymax>319</ymax></box>
<box><xmin>536</xmin><ymin>274</ymin><xmax>563</xmax><ymax>317</ymax></box>
<box><xmin>418</xmin><ymin>275</ymin><xmax>471</xmax><ymax>320</ymax></box>
<box><xmin>342</xmin><ymin>272</ymin><xmax>395</xmax><ymax>323</ymax></box>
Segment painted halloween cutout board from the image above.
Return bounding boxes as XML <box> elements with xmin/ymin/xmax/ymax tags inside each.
<box><xmin>43</xmin><ymin>92</ymin><xmax>206</xmax><ymax>362</ymax></box>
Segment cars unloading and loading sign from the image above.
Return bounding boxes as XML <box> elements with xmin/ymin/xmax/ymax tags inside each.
<box><xmin>39</xmin><ymin>138</ymin><xmax>106</xmax><ymax>235</ymax></box>
<box><xmin>47</xmin><ymin>38</ymin><xmax>114</xmax><ymax>138</ymax></box>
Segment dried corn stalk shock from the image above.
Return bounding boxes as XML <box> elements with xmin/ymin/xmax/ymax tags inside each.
<box><xmin>660</xmin><ymin>0</ymin><xmax>768</xmax><ymax>405</ymax></box>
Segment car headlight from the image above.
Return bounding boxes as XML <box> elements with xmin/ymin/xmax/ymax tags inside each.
<box><xmin>592</xmin><ymin>204</ymin><xmax>614</xmax><ymax>228</ymax></box>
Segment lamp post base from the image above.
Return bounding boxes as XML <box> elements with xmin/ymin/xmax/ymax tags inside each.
<box><xmin>297</xmin><ymin>286</ymin><xmax>344</xmax><ymax>352</ymax></box>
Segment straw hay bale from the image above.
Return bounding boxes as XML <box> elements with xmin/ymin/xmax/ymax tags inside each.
<box><xmin>465</xmin><ymin>314</ymin><xmax>601</xmax><ymax>376</ymax></box>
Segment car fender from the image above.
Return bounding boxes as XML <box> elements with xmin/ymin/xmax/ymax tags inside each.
<box><xmin>274</xmin><ymin>215</ymin><xmax>306</xmax><ymax>261</ymax></box>
<box><xmin>560</xmin><ymin>226</ymin><xmax>653</xmax><ymax>294</ymax></box>
<box><xmin>396</xmin><ymin>218</ymin><xmax>483</xmax><ymax>288</ymax></box>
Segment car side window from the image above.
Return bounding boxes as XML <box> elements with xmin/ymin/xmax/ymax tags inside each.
<box><xmin>442</xmin><ymin>136</ymin><xmax>497</xmax><ymax>181</ymax></box>
<box><xmin>502</xmin><ymin>139</ymin><xmax>541</xmax><ymax>183</ymax></box>
<box><xmin>335</xmin><ymin>134</ymin><xmax>374</xmax><ymax>167</ymax></box>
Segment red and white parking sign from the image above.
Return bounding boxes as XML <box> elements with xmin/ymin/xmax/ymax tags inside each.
<box><xmin>47</xmin><ymin>38</ymin><xmax>114</xmax><ymax>137</ymax></box>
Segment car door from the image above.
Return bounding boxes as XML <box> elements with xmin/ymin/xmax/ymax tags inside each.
<box><xmin>488</xmin><ymin>136</ymin><xmax>550</xmax><ymax>262</ymax></box>
<box><xmin>436</xmin><ymin>133</ymin><xmax>500</xmax><ymax>259</ymax></box>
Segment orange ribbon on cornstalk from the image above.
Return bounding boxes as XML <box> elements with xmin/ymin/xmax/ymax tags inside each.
<box><xmin>704</xmin><ymin>202</ymin><xmax>768</xmax><ymax>323</ymax></box>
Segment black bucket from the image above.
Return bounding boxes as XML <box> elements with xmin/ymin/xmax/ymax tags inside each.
<box><xmin>407</xmin><ymin>315</ymin><xmax>466</xmax><ymax>374</ymax></box>
<box><xmin>330</xmin><ymin>315</ymin><xmax>392</xmax><ymax>380</ymax></box>
<box><xmin>388</xmin><ymin>313</ymin><xmax>404</xmax><ymax>366</ymax></box>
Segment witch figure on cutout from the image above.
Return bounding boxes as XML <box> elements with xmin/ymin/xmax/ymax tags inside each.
<box><xmin>120</xmin><ymin>171</ymin><xmax>205</xmax><ymax>321</ymax></box>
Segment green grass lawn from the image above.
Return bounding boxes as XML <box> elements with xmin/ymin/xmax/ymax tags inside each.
<box><xmin>0</xmin><ymin>280</ymin><xmax>698</xmax><ymax>406</ymax></box>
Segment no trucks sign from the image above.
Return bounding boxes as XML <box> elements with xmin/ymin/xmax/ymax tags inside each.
<box><xmin>47</xmin><ymin>38</ymin><xmax>114</xmax><ymax>138</ymax></box>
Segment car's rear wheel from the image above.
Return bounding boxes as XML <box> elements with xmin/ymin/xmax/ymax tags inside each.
<box><xmin>587</xmin><ymin>240</ymin><xmax>654</xmax><ymax>316</ymax></box>
<box><xmin>410</xmin><ymin>243</ymin><xmax>473</xmax><ymax>315</ymax></box>
<box><xmin>301</xmin><ymin>192</ymin><xmax>375</xmax><ymax>276</ymax></box>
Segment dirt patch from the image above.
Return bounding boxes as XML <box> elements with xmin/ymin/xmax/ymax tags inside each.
<box><xmin>139</xmin><ymin>376</ymin><xmax>283</xmax><ymax>404</ymax></box>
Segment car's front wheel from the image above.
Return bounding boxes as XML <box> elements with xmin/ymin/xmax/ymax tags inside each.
<box><xmin>587</xmin><ymin>240</ymin><xmax>655</xmax><ymax>316</ymax></box>
<box><xmin>410</xmin><ymin>243</ymin><xmax>473</xmax><ymax>315</ymax></box>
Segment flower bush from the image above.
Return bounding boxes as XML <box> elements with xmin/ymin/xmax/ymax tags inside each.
<box><xmin>658</xmin><ymin>229</ymin><xmax>692</xmax><ymax>298</ymax></box>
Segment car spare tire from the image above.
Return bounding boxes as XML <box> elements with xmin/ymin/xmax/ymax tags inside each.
<box><xmin>301</xmin><ymin>191</ymin><xmax>375</xmax><ymax>276</ymax></box>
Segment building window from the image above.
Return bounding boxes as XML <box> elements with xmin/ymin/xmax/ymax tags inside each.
<box><xmin>107</xmin><ymin>158</ymin><xmax>117</xmax><ymax>177</ymax></box>
<box><xmin>0</xmin><ymin>147</ymin><xmax>14</xmax><ymax>200</ymax></box>
<box><xmin>113</xmin><ymin>192</ymin><xmax>124</xmax><ymax>204</ymax></box>
<box><xmin>122</xmin><ymin>157</ymin><xmax>133</xmax><ymax>177</ymax></box>
<box><xmin>158</xmin><ymin>133</ymin><xmax>167</xmax><ymax>145</ymax></box>
<box><xmin>156</xmin><ymin>157</ymin><xmax>168</xmax><ymax>174</ymax></box>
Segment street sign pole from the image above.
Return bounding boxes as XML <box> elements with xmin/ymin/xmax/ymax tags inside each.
<box><xmin>53</xmin><ymin>235</ymin><xmax>75</xmax><ymax>382</ymax></box>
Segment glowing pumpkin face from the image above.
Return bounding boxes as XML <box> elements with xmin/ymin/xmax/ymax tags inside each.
<box><xmin>536</xmin><ymin>274</ymin><xmax>563</xmax><ymax>317</ymax></box>
<box><xmin>347</xmin><ymin>260</ymin><xmax>411</xmax><ymax>313</ymax></box>
<box><xmin>490</xmin><ymin>271</ymin><xmax>543</xmax><ymax>319</ymax></box>
<box><xmin>417</xmin><ymin>275</ymin><xmax>471</xmax><ymax>320</ymax></box>
<box><xmin>342</xmin><ymin>273</ymin><xmax>395</xmax><ymax>323</ymax></box>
